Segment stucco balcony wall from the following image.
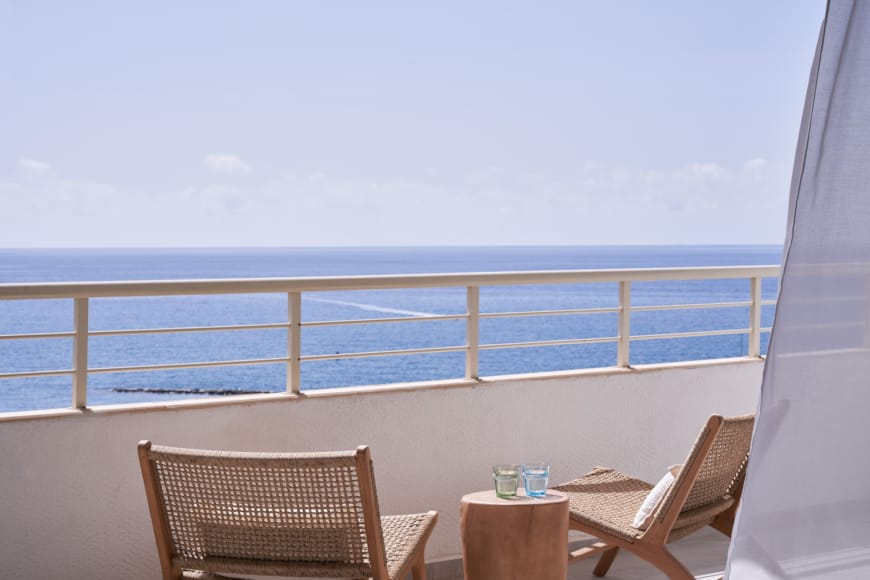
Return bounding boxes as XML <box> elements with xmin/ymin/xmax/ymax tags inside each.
<box><xmin>0</xmin><ymin>358</ymin><xmax>762</xmax><ymax>579</ymax></box>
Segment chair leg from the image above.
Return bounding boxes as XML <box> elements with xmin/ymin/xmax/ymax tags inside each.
<box><xmin>593</xmin><ymin>546</ymin><xmax>620</xmax><ymax>577</ymax></box>
<box><xmin>411</xmin><ymin>553</ymin><xmax>427</xmax><ymax>580</ymax></box>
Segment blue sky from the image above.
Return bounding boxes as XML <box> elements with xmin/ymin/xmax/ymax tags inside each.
<box><xmin>1</xmin><ymin>1</ymin><xmax>825</xmax><ymax>247</ymax></box>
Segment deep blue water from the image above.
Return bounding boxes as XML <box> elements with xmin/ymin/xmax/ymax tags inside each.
<box><xmin>0</xmin><ymin>246</ymin><xmax>780</xmax><ymax>412</ymax></box>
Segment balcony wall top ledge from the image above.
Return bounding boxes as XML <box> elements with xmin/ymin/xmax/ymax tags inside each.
<box><xmin>0</xmin><ymin>356</ymin><xmax>764</xmax><ymax>425</ymax></box>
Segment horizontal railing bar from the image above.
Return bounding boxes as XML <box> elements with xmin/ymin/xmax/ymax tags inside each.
<box><xmin>1</xmin><ymin>308</ymin><xmax>774</xmax><ymax>339</ymax></box>
<box><xmin>89</xmin><ymin>322</ymin><xmax>289</xmax><ymax>337</ymax></box>
<box><xmin>631</xmin><ymin>301</ymin><xmax>750</xmax><ymax>312</ymax></box>
<box><xmin>0</xmin><ymin>265</ymin><xmax>780</xmax><ymax>300</ymax></box>
<box><xmin>631</xmin><ymin>328</ymin><xmax>750</xmax><ymax>341</ymax></box>
<box><xmin>0</xmin><ymin>331</ymin><xmax>74</xmax><ymax>341</ymax></box>
<box><xmin>0</xmin><ymin>369</ymin><xmax>74</xmax><ymax>379</ymax></box>
<box><xmin>302</xmin><ymin>314</ymin><xmax>467</xmax><ymax>327</ymax></box>
<box><xmin>301</xmin><ymin>345</ymin><xmax>467</xmax><ymax>361</ymax></box>
<box><xmin>480</xmin><ymin>336</ymin><xmax>618</xmax><ymax>350</ymax></box>
<box><xmin>761</xmin><ymin>300</ymin><xmax>777</xmax><ymax>306</ymax></box>
<box><xmin>480</xmin><ymin>307</ymin><xmax>620</xmax><ymax>319</ymax></box>
<box><xmin>761</xmin><ymin>326</ymin><xmax>772</xmax><ymax>332</ymax></box>
<box><xmin>89</xmin><ymin>357</ymin><xmax>289</xmax><ymax>374</ymax></box>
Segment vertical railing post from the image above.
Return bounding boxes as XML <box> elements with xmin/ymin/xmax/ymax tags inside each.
<box><xmin>287</xmin><ymin>292</ymin><xmax>302</xmax><ymax>393</ymax></box>
<box><xmin>72</xmin><ymin>297</ymin><xmax>88</xmax><ymax>408</ymax></box>
<box><xmin>749</xmin><ymin>276</ymin><xmax>762</xmax><ymax>357</ymax></box>
<box><xmin>617</xmin><ymin>281</ymin><xmax>631</xmax><ymax>367</ymax></box>
<box><xmin>466</xmin><ymin>286</ymin><xmax>480</xmax><ymax>379</ymax></box>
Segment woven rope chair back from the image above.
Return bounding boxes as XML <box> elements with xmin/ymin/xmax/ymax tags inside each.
<box><xmin>142</xmin><ymin>444</ymin><xmax>383</xmax><ymax>578</ymax></box>
<box><xmin>661</xmin><ymin>414</ymin><xmax>755</xmax><ymax>517</ymax></box>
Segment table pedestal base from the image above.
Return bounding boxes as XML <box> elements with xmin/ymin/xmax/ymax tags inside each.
<box><xmin>460</xmin><ymin>489</ymin><xmax>568</xmax><ymax>580</ymax></box>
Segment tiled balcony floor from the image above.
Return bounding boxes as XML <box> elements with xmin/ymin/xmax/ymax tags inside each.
<box><xmin>432</xmin><ymin>527</ymin><xmax>730</xmax><ymax>580</ymax></box>
<box><xmin>565</xmin><ymin>528</ymin><xmax>730</xmax><ymax>579</ymax></box>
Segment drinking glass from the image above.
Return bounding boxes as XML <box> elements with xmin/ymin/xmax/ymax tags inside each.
<box><xmin>522</xmin><ymin>463</ymin><xmax>550</xmax><ymax>497</ymax></box>
<box><xmin>492</xmin><ymin>464</ymin><xmax>521</xmax><ymax>498</ymax></box>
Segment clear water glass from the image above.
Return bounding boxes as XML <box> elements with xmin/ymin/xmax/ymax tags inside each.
<box><xmin>493</xmin><ymin>464</ymin><xmax>521</xmax><ymax>498</ymax></box>
<box><xmin>523</xmin><ymin>463</ymin><xmax>550</xmax><ymax>497</ymax></box>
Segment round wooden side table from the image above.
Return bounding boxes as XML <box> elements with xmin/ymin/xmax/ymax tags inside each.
<box><xmin>460</xmin><ymin>488</ymin><xmax>568</xmax><ymax>580</ymax></box>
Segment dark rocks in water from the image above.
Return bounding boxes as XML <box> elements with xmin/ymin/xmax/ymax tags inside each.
<box><xmin>111</xmin><ymin>387</ymin><xmax>272</xmax><ymax>396</ymax></box>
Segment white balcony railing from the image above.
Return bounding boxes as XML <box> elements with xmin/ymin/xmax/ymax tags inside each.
<box><xmin>0</xmin><ymin>265</ymin><xmax>779</xmax><ymax>411</ymax></box>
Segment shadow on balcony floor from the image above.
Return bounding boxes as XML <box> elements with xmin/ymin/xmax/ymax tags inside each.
<box><xmin>565</xmin><ymin>528</ymin><xmax>730</xmax><ymax>579</ymax></box>
<box><xmin>432</xmin><ymin>527</ymin><xmax>730</xmax><ymax>580</ymax></box>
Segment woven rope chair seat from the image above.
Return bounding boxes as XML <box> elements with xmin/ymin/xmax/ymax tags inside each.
<box><xmin>175</xmin><ymin>513</ymin><xmax>437</xmax><ymax>580</ymax></box>
<box><xmin>552</xmin><ymin>466</ymin><xmax>653</xmax><ymax>543</ymax></box>
<box><xmin>382</xmin><ymin>513</ymin><xmax>438</xmax><ymax>580</ymax></box>
<box><xmin>552</xmin><ymin>466</ymin><xmax>741</xmax><ymax>545</ymax></box>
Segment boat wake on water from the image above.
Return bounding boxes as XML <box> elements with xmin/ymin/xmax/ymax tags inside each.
<box><xmin>304</xmin><ymin>297</ymin><xmax>440</xmax><ymax>318</ymax></box>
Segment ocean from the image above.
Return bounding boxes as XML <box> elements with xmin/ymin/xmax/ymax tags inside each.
<box><xmin>0</xmin><ymin>246</ymin><xmax>780</xmax><ymax>412</ymax></box>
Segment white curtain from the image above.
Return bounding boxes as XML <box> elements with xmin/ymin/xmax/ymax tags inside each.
<box><xmin>727</xmin><ymin>1</ymin><xmax>870</xmax><ymax>578</ymax></box>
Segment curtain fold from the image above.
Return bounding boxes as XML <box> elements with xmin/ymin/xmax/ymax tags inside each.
<box><xmin>726</xmin><ymin>1</ymin><xmax>870</xmax><ymax>578</ymax></box>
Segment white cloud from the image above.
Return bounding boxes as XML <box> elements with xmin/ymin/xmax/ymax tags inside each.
<box><xmin>18</xmin><ymin>158</ymin><xmax>51</xmax><ymax>177</ymax></box>
<box><xmin>743</xmin><ymin>157</ymin><xmax>768</xmax><ymax>171</ymax></box>
<box><xmin>204</xmin><ymin>154</ymin><xmax>252</xmax><ymax>174</ymax></box>
<box><xmin>0</xmin><ymin>159</ymin><xmax>790</xmax><ymax>247</ymax></box>
<box><xmin>677</xmin><ymin>163</ymin><xmax>727</xmax><ymax>181</ymax></box>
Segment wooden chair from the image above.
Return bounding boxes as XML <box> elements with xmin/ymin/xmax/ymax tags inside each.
<box><xmin>138</xmin><ymin>442</ymin><xmax>438</xmax><ymax>580</ymax></box>
<box><xmin>551</xmin><ymin>414</ymin><xmax>754</xmax><ymax>579</ymax></box>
